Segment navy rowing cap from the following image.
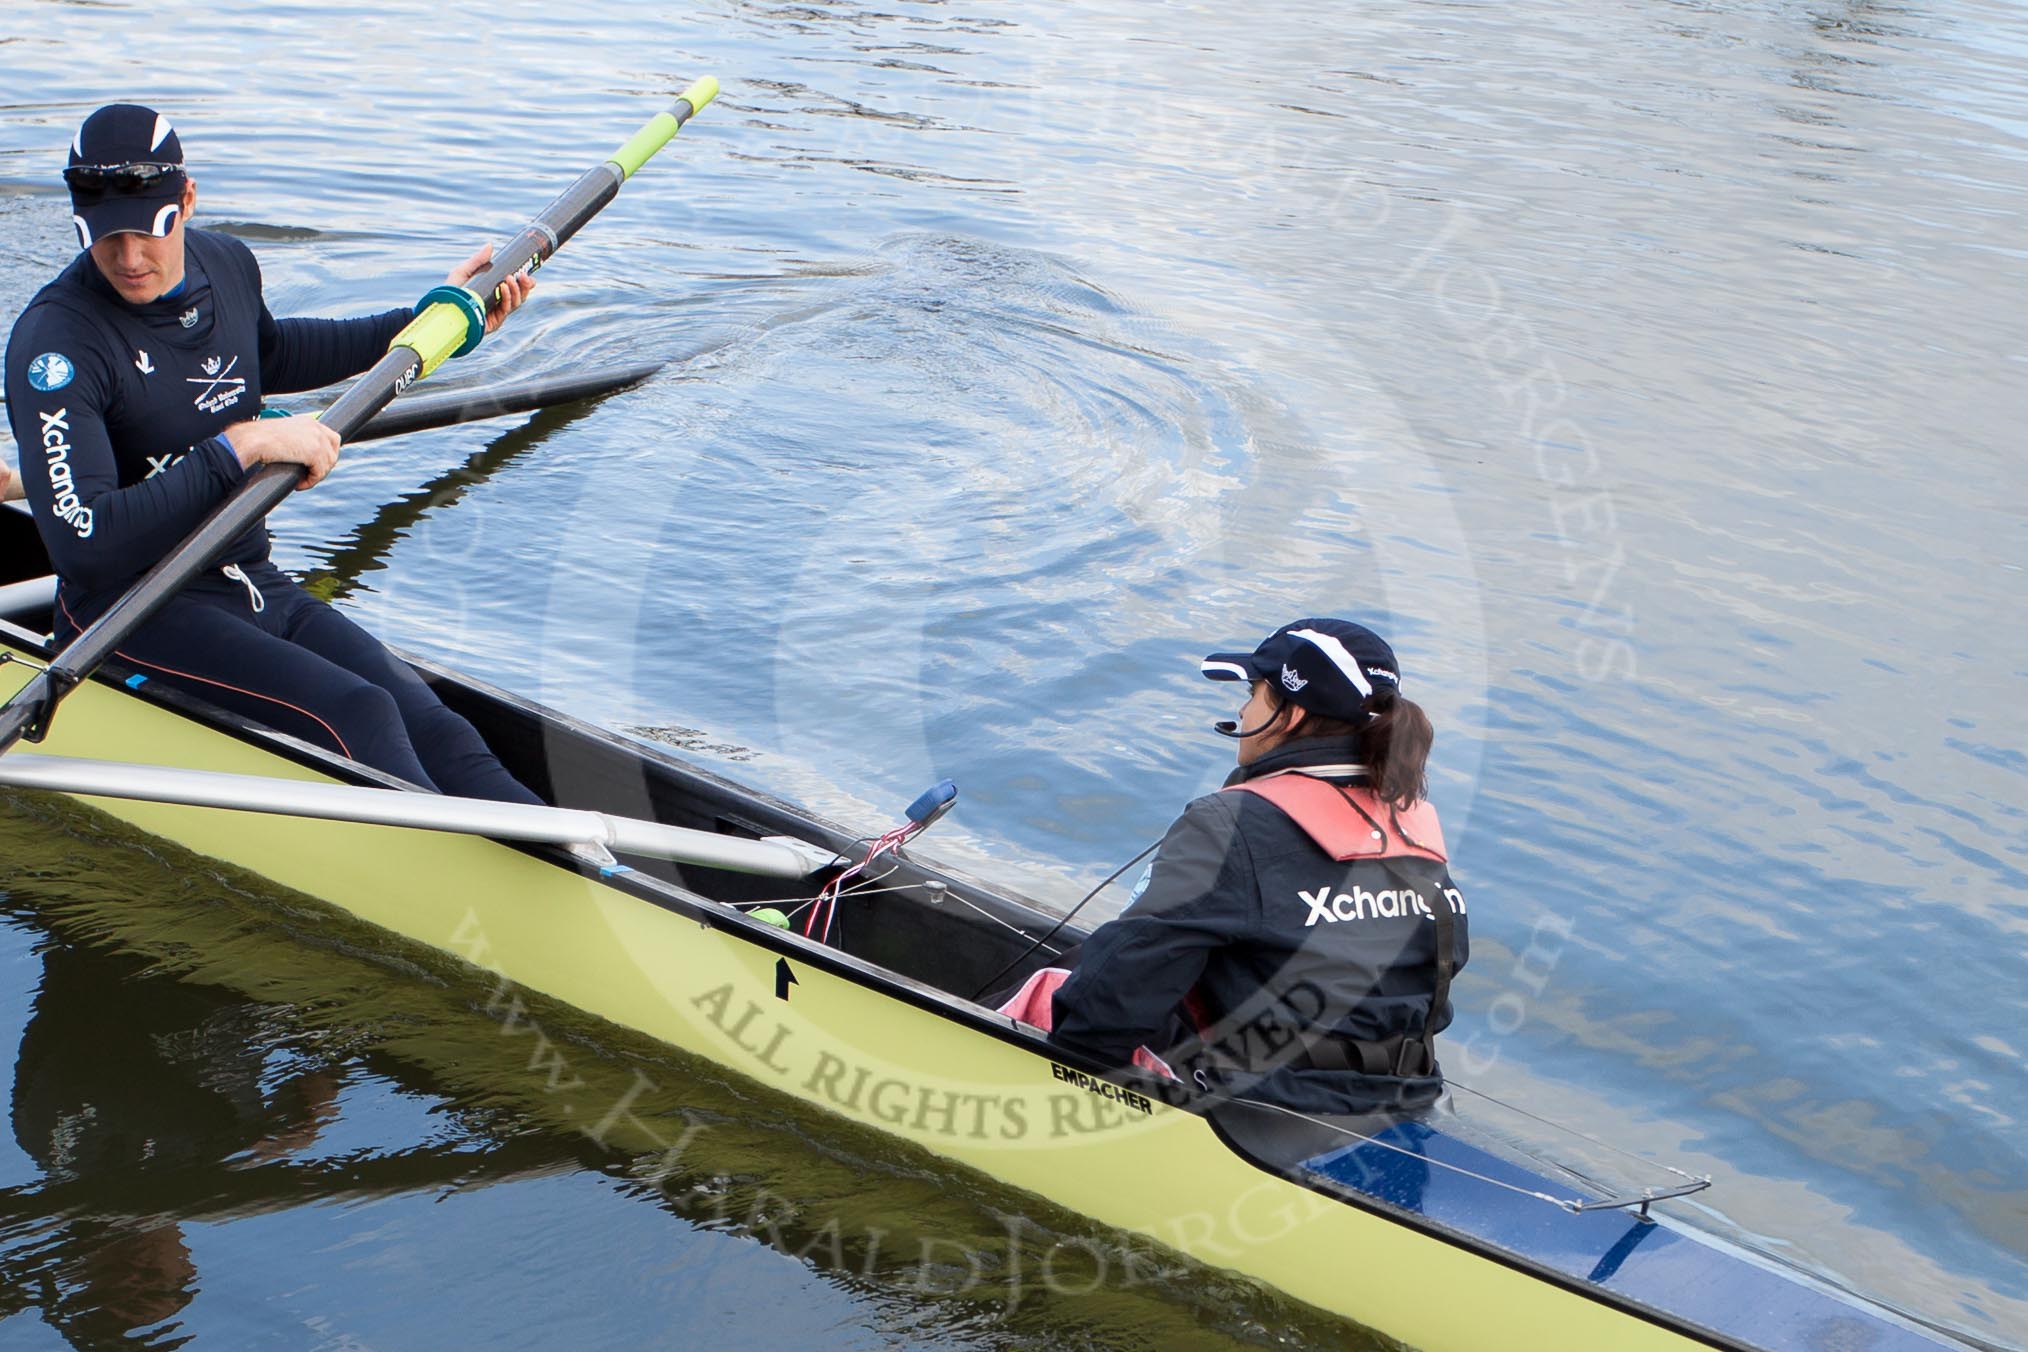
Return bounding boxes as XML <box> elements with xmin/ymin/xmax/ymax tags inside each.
<box><xmin>67</xmin><ymin>103</ymin><xmax>187</xmax><ymax>249</ymax></box>
<box><xmin>1201</xmin><ymin>618</ymin><xmax>1401</xmax><ymax>721</ymax></box>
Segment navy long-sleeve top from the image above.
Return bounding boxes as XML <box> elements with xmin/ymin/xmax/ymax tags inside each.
<box><xmin>4</xmin><ymin>228</ymin><xmax>410</xmax><ymax>615</ymax></box>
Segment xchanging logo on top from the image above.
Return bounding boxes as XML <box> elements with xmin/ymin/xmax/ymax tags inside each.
<box><xmin>1297</xmin><ymin>879</ymin><xmax>1467</xmax><ymax>928</ymax></box>
<box><xmin>37</xmin><ymin>408</ymin><xmax>94</xmax><ymax>539</ymax></box>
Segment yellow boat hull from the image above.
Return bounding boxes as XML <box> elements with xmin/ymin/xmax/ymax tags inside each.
<box><xmin>0</xmin><ymin>640</ymin><xmax>1732</xmax><ymax>1351</ymax></box>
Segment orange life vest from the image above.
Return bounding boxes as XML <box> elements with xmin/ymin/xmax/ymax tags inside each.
<box><xmin>1224</xmin><ymin>772</ymin><xmax>1447</xmax><ymax>863</ymax></box>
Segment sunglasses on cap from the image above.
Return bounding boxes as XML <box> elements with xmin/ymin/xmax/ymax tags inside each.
<box><xmin>64</xmin><ymin>162</ymin><xmax>184</xmax><ymax>193</ymax></box>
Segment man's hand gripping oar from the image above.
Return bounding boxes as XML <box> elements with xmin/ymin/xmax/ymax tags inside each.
<box><xmin>228</xmin><ymin>249</ymin><xmax>535</xmax><ymax>491</ymax></box>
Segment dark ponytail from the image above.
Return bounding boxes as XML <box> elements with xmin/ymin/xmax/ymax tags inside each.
<box><xmin>1269</xmin><ymin>685</ymin><xmax>1434</xmax><ymax>808</ymax></box>
<box><xmin>1360</xmin><ymin>690</ymin><xmax>1433</xmax><ymax>809</ymax></box>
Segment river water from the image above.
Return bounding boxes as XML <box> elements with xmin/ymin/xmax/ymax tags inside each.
<box><xmin>0</xmin><ymin>0</ymin><xmax>2023</xmax><ymax>1348</ymax></box>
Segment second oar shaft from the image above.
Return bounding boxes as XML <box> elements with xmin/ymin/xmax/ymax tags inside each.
<box><xmin>0</xmin><ymin>753</ymin><xmax>827</xmax><ymax>877</ymax></box>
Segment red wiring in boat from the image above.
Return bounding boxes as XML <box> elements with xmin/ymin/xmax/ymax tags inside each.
<box><xmin>803</xmin><ymin>820</ymin><xmax>924</xmax><ymax>944</ymax></box>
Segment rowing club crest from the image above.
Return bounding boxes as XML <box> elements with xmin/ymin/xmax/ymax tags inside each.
<box><xmin>186</xmin><ymin>353</ymin><xmax>246</xmax><ymax>415</ymax></box>
<box><xmin>27</xmin><ymin>352</ymin><xmax>73</xmax><ymax>391</ymax></box>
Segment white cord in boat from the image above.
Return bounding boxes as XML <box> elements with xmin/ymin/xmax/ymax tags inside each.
<box><xmin>1222</xmin><ymin>1093</ymin><xmax>1589</xmax><ymax>1213</ymax></box>
<box><xmin>1445</xmin><ymin>1080</ymin><xmax>1710</xmax><ymax>1185</ymax></box>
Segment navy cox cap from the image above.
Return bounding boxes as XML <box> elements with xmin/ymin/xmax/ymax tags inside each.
<box><xmin>1201</xmin><ymin>618</ymin><xmax>1401</xmax><ymax>721</ymax></box>
<box><xmin>66</xmin><ymin>103</ymin><xmax>187</xmax><ymax>249</ymax></box>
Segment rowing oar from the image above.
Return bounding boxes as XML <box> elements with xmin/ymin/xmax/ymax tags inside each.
<box><xmin>0</xmin><ymin>372</ymin><xmax>651</xmax><ymax>616</ymax></box>
<box><xmin>0</xmin><ymin>754</ymin><xmax>832</xmax><ymax>876</ymax></box>
<box><xmin>0</xmin><ymin>80</ymin><xmax>716</xmax><ymax>756</ymax></box>
<box><xmin>347</xmin><ymin>360</ymin><xmax>662</xmax><ymax>444</ymax></box>
<box><xmin>0</xmin><ymin>364</ymin><xmax>657</xmax><ymax>489</ymax></box>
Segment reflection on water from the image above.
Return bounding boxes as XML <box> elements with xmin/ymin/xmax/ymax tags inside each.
<box><xmin>0</xmin><ymin>795</ymin><xmax>1379</xmax><ymax>1350</ymax></box>
<box><xmin>9</xmin><ymin>940</ymin><xmax>330</xmax><ymax>1346</ymax></box>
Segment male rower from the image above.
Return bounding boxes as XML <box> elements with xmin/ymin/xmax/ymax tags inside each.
<box><xmin>3</xmin><ymin>103</ymin><xmax>540</xmax><ymax>801</ymax></box>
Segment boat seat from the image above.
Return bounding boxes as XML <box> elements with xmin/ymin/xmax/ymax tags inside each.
<box><xmin>0</xmin><ymin>575</ymin><xmax>57</xmax><ymax>625</ymax></box>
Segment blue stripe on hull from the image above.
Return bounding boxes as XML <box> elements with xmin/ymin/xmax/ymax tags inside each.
<box><xmin>1305</xmin><ymin>1121</ymin><xmax>1963</xmax><ymax>1351</ymax></box>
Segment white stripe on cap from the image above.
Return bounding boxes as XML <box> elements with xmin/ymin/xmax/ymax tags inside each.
<box><xmin>72</xmin><ymin>214</ymin><xmax>93</xmax><ymax>249</ymax></box>
<box><xmin>150</xmin><ymin>202</ymin><xmax>181</xmax><ymax>236</ymax></box>
<box><xmin>150</xmin><ymin>114</ymin><xmax>173</xmax><ymax>152</ymax></box>
<box><xmin>73</xmin><ymin>127</ymin><xmax>84</xmax><ymax>156</ymax></box>
<box><xmin>1200</xmin><ymin>660</ymin><xmax>1251</xmax><ymax>682</ymax></box>
<box><xmin>1288</xmin><ymin>627</ymin><xmax>1374</xmax><ymax>699</ymax></box>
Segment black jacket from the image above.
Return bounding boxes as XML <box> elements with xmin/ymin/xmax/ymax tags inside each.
<box><xmin>4</xmin><ymin>229</ymin><xmax>409</xmax><ymax>612</ymax></box>
<box><xmin>1051</xmin><ymin>738</ymin><xmax>1469</xmax><ymax>1114</ymax></box>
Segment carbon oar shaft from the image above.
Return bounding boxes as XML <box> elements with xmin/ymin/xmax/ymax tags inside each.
<box><xmin>6</xmin><ymin>365</ymin><xmax>661</xmax><ymax>449</ymax></box>
<box><xmin>0</xmin><ymin>79</ymin><xmax>717</xmax><ymax>755</ymax></box>
<box><xmin>349</xmin><ymin>361</ymin><xmax>662</xmax><ymax>443</ymax></box>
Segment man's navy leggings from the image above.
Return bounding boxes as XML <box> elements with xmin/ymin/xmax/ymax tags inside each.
<box><xmin>58</xmin><ymin>559</ymin><xmax>541</xmax><ymax>805</ymax></box>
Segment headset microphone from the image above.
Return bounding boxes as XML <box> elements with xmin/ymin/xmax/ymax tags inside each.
<box><xmin>1212</xmin><ymin>715</ymin><xmax>1280</xmax><ymax>739</ymax></box>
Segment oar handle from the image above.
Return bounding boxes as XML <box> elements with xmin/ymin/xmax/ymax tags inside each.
<box><xmin>392</xmin><ymin>77</ymin><xmax>721</xmax><ymax>387</ymax></box>
<box><xmin>0</xmin><ymin>84</ymin><xmax>719</xmax><ymax>756</ymax></box>
<box><xmin>487</xmin><ymin>76</ymin><xmax>721</xmax><ymax>285</ymax></box>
